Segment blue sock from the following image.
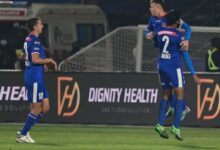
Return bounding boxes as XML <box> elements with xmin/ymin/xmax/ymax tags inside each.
<box><xmin>183</xmin><ymin>100</ymin><xmax>186</xmax><ymax>111</ymax></box>
<box><xmin>21</xmin><ymin>113</ymin><xmax>38</xmax><ymax>135</ymax></box>
<box><xmin>173</xmin><ymin>100</ymin><xmax>184</xmax><ymax>128</ymax></box>
<box><xmin>159</xmin><ymin>99</ymin><xmax>168</xmax><ymax>126</ymax></box>
<box><xmin>36</xmin><ymin>112</ymin><xmax>44</xmax><ymax>123</ymax></box>
<box><xmin>169</xmin><ymin>94</ymin><xmax>176</xmax><ymax>108</ymax></box>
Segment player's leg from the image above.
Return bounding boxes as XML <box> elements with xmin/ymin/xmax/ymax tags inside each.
<box><xmin>166</xmin><ymin>91</ymin><xmax>175</xmax><ymax>118</ymax></box>
<box><xmin>22</xmin><ymin>98</ymin><xmax>49</xmax><ymax>143</ymax></box>
<box><xmin>17</xmin><ymin>82</ymin><xmax>43</xmax><ymax>143</ymax></box>
<box><xmin>36</xmin><ymin>88</ymin><xmax>49</xmax><ymax>122</ymax></box>
<box><xmin>17</xmin><ymin>102</ymin><xmax>41</xmax><ymax>143</ymax></box>
<box><xmin>180</xmin><ymin>101</ymin><xmax>191</xmax><ymax>121</ymax></box>
<box><xmin>42</xmin><ymin>98</ymin><xmax>50</xmax><ymax>114</ymax></box>
<box><xmin>171</xmin><ymin>87</ymin><xmax>184</xmax><ymax>141</ymax></box>
<box><xmin>166</xmin><ymin>92</ymin><xmax>191</xmax><ymax>121</ymax></box>
<box><xmin>155</xmin><ymin>70</ymin><xmax>171</xmax><ymax>139</ymax></box>
<box><xmin>169</xmin><ymin>68</ymin><xmax>185</xmax><ymax>141</ymax></box>
<box><xmin>155</xmin><ymin>88</ymin><xmax>170</xmax><ymax>139</ymax></box>
<box><xmin>180</xmin><ymin>72</ymin><xmax>191</xmax><ymax>120</ymax></box>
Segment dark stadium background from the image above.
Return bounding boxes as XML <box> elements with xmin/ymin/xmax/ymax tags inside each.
<box><xmin>13</xmin><ymin>0</ymin><xmax>220</xmax><ymax>30</ymax></box>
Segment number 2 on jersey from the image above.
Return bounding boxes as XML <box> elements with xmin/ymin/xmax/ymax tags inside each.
<box><xmin>162</xmin><ymin>35</ymin><xmax>169</xmax><ymax>54</ymax></box>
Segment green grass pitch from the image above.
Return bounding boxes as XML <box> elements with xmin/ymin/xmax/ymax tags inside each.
<box><xmin>0</xmin><ymin>124</ymin><xmax>219</xmax><ymax>150</ymax></box>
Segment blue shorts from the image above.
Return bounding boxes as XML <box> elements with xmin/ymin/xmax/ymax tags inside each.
<box><xmin>158</xmin><ymin>66</ymin><xmax>185</xmax><ymax>89</ymax></box>
<box><xmin>25</xmin><ymin>82</ymin><xmax>48</xmax><ymax>103</ymax></box>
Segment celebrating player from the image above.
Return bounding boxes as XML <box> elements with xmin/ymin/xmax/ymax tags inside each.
<box><xmin>154</xmin><ymin>10</ymin><xmax>198</xmax><ymax>141</ymax></box>
<box><xmin>16</xmin><ymin>17</ymin><xmax>57</xmax><ymax>143</ymax></box>
<box><xmin>146</xmin><ymin>0</ymin><xmax>200</xmax><ymax>121</ymax></box>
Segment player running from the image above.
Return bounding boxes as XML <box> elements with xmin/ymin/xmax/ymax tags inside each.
<box><xmin>16</xmin><ymin>17</ymin><xmax>57</xmax><ymax>143</ymax></box>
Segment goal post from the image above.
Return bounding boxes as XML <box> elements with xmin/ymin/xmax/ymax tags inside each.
<box><xmin>58</xmin><ymin>25</ymin><xmax>220</xmax><ymax>72</ymax></box>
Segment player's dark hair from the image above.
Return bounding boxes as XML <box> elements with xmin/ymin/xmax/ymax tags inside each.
<box><xmin>27</xmin><ymin>17</ymin><xmax>40</xmax><ymax>31</ymax></box>
<box><xmin>211</xmin><ymin>36</ymin><xmax>220</xmax><ymax>49</ymax></box>
<box><xmin>150</xmin><ymin>0</ymin><xmax>167</xmax><ymax>11</ymax></box>
<box><xmin>166</xmin><ymin>10</ymin><xmax>180</xmax><ymax>26</ymax></box>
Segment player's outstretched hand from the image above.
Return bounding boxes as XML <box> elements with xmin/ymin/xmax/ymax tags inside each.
<box><xmin>44</xmin><ymin>64</ymin><xmax>49</xmax><ymax>72</ymax></box>
<box><xmin>47</xmin><ymin>58</ymin><xmax>57</xmax><ymax>71</ymax></box>
<box><xmin>146</xmin><ymin>32</ymin><xmax>154</xmax><ymax>40</ymax></box>
<box><xmin>180</xmin><ymin>40</ymin><xmax>189</xmax><ymax>50</ymax></box>
<box><xmin>193</xmin><ymin>74</ymin><xmax>201</xmax><ymax>84</ymax></box>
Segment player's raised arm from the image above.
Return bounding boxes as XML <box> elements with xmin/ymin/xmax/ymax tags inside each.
<box><xmin>181</xmin><ymin>51</ymin><xmax>201</xmax><ymax>84</ymax></box>
<box><xmin>179</xmin><ymin>19</ymin><xmax>192</xmax><ymax>50</ymax></box>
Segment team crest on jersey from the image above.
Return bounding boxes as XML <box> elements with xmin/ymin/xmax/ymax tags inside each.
<box><xmin>34</xmin><ymin>41</ymin><xmax>40</xmax><ymax>45</ymax></box>
<box><xmin>162</xmin><ymin>22</ymin><xmax>167</xmax><ymax>27</ymax></box>
<box><xmin>34</xmin><ymin>47</ymin><xmax>40</xmax><ymax>51</ymax></box>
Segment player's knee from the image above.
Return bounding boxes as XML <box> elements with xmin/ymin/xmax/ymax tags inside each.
<box><xmin>42</xmin><ymin>105</ymin><xmax>50</xmax><ymax>113</ymax></box>
<box><xmin>31</xmin><ymin>103</ymin><xmax>42</xmax><ymax>114</ymax></box>
<box><xmin>31</xmin><ymin>107</ymin><xmax>42</xmax><ymax>115</ymax></box>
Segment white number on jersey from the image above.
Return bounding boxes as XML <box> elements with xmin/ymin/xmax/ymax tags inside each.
<box><xmin>161</xmin><ymin>35</ymin><xmax>171</xmax><ymax>59</ymax></box>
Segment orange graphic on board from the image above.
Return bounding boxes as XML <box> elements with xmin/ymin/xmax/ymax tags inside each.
<box><xmin>197</xmin><ymin>78</ymin><xmax>220</xmax><ymax>120</ymax></box>
<box><xmin>57</xmin><ymin>77</ymin><xmax>80</xmax><ymax>117</ymax></box>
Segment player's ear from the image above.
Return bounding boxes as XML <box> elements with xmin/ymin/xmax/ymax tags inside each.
<box><xmin>156</xmin><ymin>3</ymin><xmax>160</xmax><ymax>9</ymax></box>
<box><xmin>33</xmin><ymin>25</ymin><xmax>37</xmax><ymax>31</ymax></box>
<box><xmin>176</xmin><ymin>19</ymin><xmax>181</xmax><ymax>28</ymax></box>
<box><xmin>33</xmin><ymin>23</ymin><xmax>38</xmax><ymax>31</ymax></box>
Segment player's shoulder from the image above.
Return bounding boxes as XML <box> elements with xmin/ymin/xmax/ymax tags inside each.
<box><xmin>25</xmin><ymin>34</ymin><xmax>37</xmax><ymax>43</ymax></box>
<box><xmin>26</xmin><ymin>35</ymin><xmax>41</xmax><ymax>45</ymax></box>
<box><xmin>174</xmin><ymin>29</ymin><xmax>182</xmax><ymax>36</ymax></box>
<box><xmin>149</xmin><ymin>16</ymin><xmax>157</xmax><ymax>21</ymax></box>
<box><xmin>167</xmin><ymin>27</ymin><xmax>181</xmax><ymax>34</ymax></box>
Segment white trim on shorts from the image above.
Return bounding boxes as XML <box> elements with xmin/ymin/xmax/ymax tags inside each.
<box><xmin>177</xmin><ymin>68</ymin><xmax>183</xmax><ymax>87</ymax></box>
<box><xmin>33</xmin><ymin>82</ymin><xmax>38</xmax><ymax>103</ymax></box>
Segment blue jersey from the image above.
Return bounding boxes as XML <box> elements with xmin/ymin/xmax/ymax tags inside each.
<box><xmin>156</xmin><ymin>27</ymin><xmax>184</xmax><ymax>88</ymax></box>
<box><xmin>22</xmin><ymin>34</ymin><xmax>48</xmax><ymax>103</ymax></box>
<box><xmin>147</xmin><ymin>16</ymin><xmax>167</xmax><ymax>32</ymax></box>
<box><xmin>146</xmin><ymin>15</ymin><xmax>191</xmax><ymax>41</ymax></box>
<box><xmin>23</xmin><ymin>34</ymin><xmax>45</xmax><ymax>83</ymax></box>
<box><xmin>146</xmin><ymin>15</ymin><xmax>196</xmax><ymax>75</ymax></box>
<box><xmin>156</xmin><ymin>27</ymin><xmax>182</xmax><ymax>66</ymax></box>
<box><xmin>147</xmin><ymin>16</ymin><xmax>167</xmax><ymax>46</ymax></box>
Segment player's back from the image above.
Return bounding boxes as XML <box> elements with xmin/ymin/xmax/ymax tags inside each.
<box><xmin>156</xmin><ymin>27</ymin><xmax>182</xmax><ymax>68</ymax></box>
<box><xmin>23</xmin><ymin>34</ymin><xmax>45</xmax><ymax>83</ymax></box>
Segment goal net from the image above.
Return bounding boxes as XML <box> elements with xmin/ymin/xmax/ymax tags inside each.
<box><xmin>59</xmin><ymin>25</ymin><xmax>220</xmax><ymax>72</ymax></box>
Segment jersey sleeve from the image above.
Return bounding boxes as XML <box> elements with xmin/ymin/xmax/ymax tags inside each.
<box><xmin>177</xmin><ymin>32</ymin><xmax>183</xmax><ymax>49</ymax></box>
<box><xmin>145</xmin><ymin>16</ymin><xmax>154</xmax><ymax>36</ymax></box>
<box><xmin>181</xmin><ymin>51</ymin><xmax>196</xmax><ymax>75</ymax></box>
<box><xmin>147</xmin><ymin>16</ymin><xmax>154</xmax><ymax>31</ymax></box>
<box><xmin>179</xmin><ymin>20</ymin><xmax>191</xmax><ymax>41</ymax></box>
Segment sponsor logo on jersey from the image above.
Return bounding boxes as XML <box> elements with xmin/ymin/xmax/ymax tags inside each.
<box><xmin>158</xmin><ymin>30</ymin><xmax>177</xmax><ymax>36</ymax></box>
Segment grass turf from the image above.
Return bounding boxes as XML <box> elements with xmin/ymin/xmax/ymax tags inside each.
<box><xmin>0</xmin><ymin>124</ymin><xmax>219</xmax><ymax>150</ymax></box>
